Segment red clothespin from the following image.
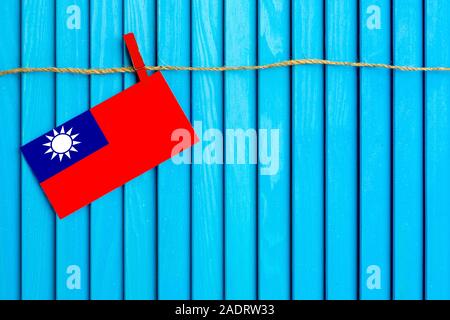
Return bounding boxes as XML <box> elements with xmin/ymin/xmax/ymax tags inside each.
<box><xmin>124</xmin><ymin>33</ymin><xmax>148</xmax><ymax>82</ymax></box>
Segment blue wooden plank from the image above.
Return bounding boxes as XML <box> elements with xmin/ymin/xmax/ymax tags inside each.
<box><xmin>292</xmin><ymin>0</ymin><xmax>324</xmax><ymax>300</ymax></box>
<box><xmin>325</xmin><ymin>0</ymin><xmax>358</xmax><ymax>300</ymax></box>
<box><xmin>425</xmin><ymin>0</ymin><xmax>450</xmax><ymax>300</ymax></box>
<box><xmin>0</xmin><ymin>0</ymin><xmax>21</xmax><ymax>300</ymax></box>
<box><xmin>55</xmin><ymin>0</ymin><xmax>90</xmax><ymax>300</ymax></box>
<box><xmin>224</xmin><ymin>0</ymin><xmax>257</xmax><ymax>300</ymax></box>
<box><xmin>157</xmin><ymin>0</ymin><xmax>191</xmax><ymax>300</ymax></box>
<box><xmin>359</xmin><ymin>0</ymin><xmax>391</xmax><ymax>300</ymax></box>
<box><xmin>21</xmin><ymin>0</ymin><xmax>56</xmax><ymax>300</ymax></box>
<box><xmin>258</xmin><ymin>0</ymin><xmax>290</xmax><ymax>300</ymax></box>
<box><xmin>124</xmin><ymin>0</ymin><xmax>156</xmax><ymax>300</ymax></box>
<box><xmin>90</xmin><ymin>0</ymin><xmax>123</xmax><ymax>300</ymax></box>
<box><xmin>393</xmin><ymin>0</ymin><xmax>423</xmax><ymax>300</ymax></box>
<box><xmin>192</xmin><ymin>0</ymin><xmax>224</xmax><ymax>300</ymax></box>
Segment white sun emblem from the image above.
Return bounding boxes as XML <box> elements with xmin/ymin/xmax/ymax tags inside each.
<box><xmin>43</xmin><ymin>126</ymin><xmax>81</xmax><ymax>162</ymax></box>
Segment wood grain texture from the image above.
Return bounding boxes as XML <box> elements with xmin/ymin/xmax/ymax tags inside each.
<box><xmin>393</xmin><ymin>0</ymin><xmax>423</xmax><ymax>300</ymax></box>
<box><xmin>0</xmin><ymin>0</ymin><xmax>21</xmax><ymax>300</ymax></box>
<box><xmin>157</xmin><ymin>0</ymin><xmax>191</xmax><ymax>300</ymax></box>
<box><xmin>56</xmin><ymin>0</ymin><xmax>90</xmax><ymax>300</ymax></box>
<box><xmin>90</xmin><ymin>0</ymin><xmax>123</xmax><ymax>300</ymax></box>
<box><xmin>292</xmin><ymin>0</ymin><xmax>324</xmax><ymax>300</ymax></box>
<box><xmin>124</xmin><ymin>0</ymin><xmax>156</xmax><ymax>300</ymax></box>
<box><xmin>258</xmin><ymin>0</ymin><xmax>291</xmax><ymax>300</ymax></box>
<box><xmin>425</xmin><ymin>0</ymin><xmax>450</xmax><ymax>299</ymax></box>
<box><xmin>3</xmin><ymin>0</ymin><xmax>450</xmax><ymax>301</ymax></box>
<box><xmin>359</xmin><ymin>0</ymin><xmax>391</xmax><ymax>300</ymax></box>
<box><xmin>192</xmin><ymin>0</ymin><xmax>224</xmax><ymax>300</ymax></box>
<box><xmin>325</xmin><ymin>0</ymin><xmax>358</xmax><ymax>300</ymax></box>
<box><xmin>224</xmin><ymin>0</ymin><xmax>257</xmax><ymax>300</ymax></box>
<box><xmin>21</xmin><ymin>0</ymin><xmax>56</xmax><ymax>300</ymax></box>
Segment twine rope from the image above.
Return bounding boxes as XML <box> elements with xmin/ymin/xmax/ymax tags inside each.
<box><xmin>1</xmin><ymin>58</ymin><xmax>449</xmax><ymax>76</ymax></box>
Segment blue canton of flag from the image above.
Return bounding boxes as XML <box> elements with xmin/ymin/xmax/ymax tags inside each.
<box><xmin>21</xmin><ymin>110</ymin><xmax>109</xmax><ymax>183</ymax></box>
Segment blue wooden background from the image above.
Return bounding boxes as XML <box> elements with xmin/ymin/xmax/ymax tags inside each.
<box><xmin>0</xmin><ymin>0</ymin><xmax>448</xmax><ymax>300</ymax></box>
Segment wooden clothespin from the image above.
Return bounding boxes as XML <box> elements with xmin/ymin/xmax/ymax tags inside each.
<box><xmin>124</xmin><ymin>33</ymin><xmax>148</xmax><ymax>82</ymax></box>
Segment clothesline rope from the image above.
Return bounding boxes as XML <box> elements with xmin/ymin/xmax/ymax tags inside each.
<box><xmin>1</xmin><ymin>58</ymin><xmax>449</xmax><ymax>76</ymax></box>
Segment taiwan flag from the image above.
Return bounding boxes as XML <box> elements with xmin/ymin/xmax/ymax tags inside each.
<box><xmin>21</xmin><ymin>34</ymin><xmax>198</xmax><ymax>219</ymax></box>
<box><xmin>22</xmin><ymin>71</ymin><xmax>197</xmax><ymax>219</ymax></box>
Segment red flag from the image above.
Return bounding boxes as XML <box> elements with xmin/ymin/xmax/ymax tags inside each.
<box><xmin>21</xmin><ymin>34</ymin><xmax>198</xmax><ymax>218</ymax></box>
